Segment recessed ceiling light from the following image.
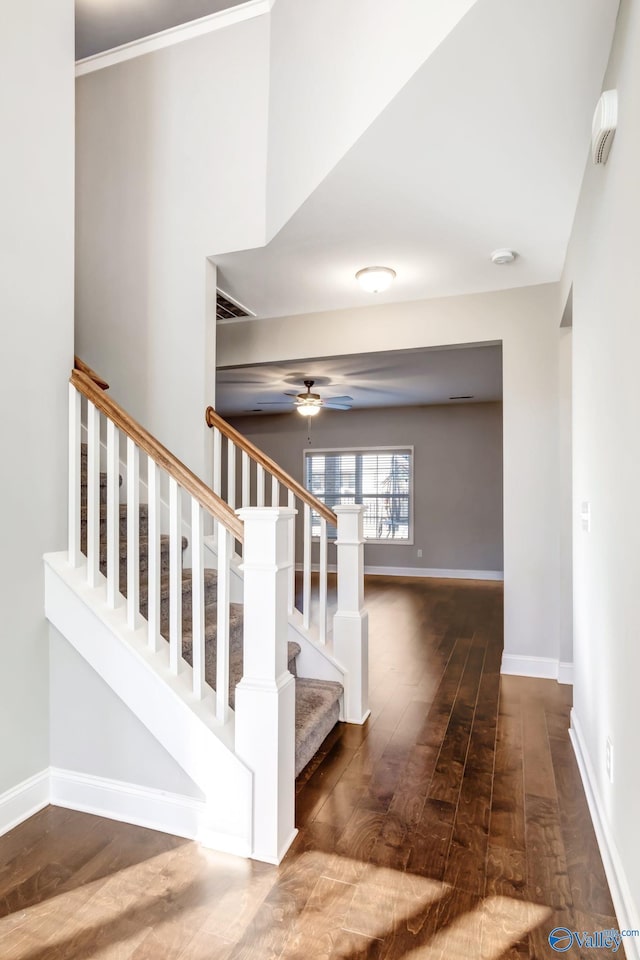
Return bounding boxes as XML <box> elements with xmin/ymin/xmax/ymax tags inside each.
<box><xmin>356</xmin><ymin>266</ymin><xmax>396</xmax><ymax>293</ymax></box>
<box><xmin>491</xmin><ymin>249</ymin><xmax>517</xmax><ymax>265</ymax></box>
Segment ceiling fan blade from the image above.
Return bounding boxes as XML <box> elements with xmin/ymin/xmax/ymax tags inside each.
<box><xmin>256</xmin><ymin>400</ymin><xmax>296</xmax><ymax>405</ymax></box>
<box><xmin>324</xmin><ymin>402</ymin><xmax>352</xmax><ymax>411</ymax></box>
<box><xmin>324</xmin><ymin>395</ymin><xmax>353</xmax><ymax>404</ymax></box>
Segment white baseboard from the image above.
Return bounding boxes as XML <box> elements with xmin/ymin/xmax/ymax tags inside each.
<box><xmin>364</xmin><ymin>565</ymin><xmax>504</xmax><ymax>581</ymax></box>
<box><xmin>501</xmin><ymin>654</ymin><xmax>565</xmax><ymax>682</ymax></box>
<box><xmin>501</xmin><ymin>655</ymin><xmax>574</xmax><ymax>685</ymax></box>
<box><xmin>49</xmin><ymin>768</ymin><xmax>250</xmax><ymax>857</ymax></box>
<box><xmin>557</xmin><ymin>661</ymin><xmax>574</xmax><ymax>685</ymax></box>
<box><xmin>570</xmin><ymin>711</ymin><xmax>639</xmax><ymax>957</ymax></box>
<box><xmin>0</xmin><ymin>770</ymin><xmax>49</xmax><ymax>838</ymax></box>
<box><xmin>294</xmin><ymin>562</ymin><xmax>503</xmax><ymax>581</ymax></box>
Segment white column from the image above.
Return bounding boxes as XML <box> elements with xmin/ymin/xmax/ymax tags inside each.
<box><xmin>333</xmin><ymin>504</ymin><xmax>369</xmax><ymax>724</ymax></box>
<box><xmin>234</xmin><ymin>506</ymin><xmax>297</xmax><ymax>864</ymax></box>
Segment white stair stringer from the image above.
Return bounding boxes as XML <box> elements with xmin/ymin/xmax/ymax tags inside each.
<box><xmin>287</xmin><ymin>611</ymin><xmax>346</xmax><ymax>696</ymax></box>
<box><xmin>43</xmin><ymin>551</ymin><xmax>253</xmax><ymax>857</ymax></box>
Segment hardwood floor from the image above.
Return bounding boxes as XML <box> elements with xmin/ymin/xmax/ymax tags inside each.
<box><xmin>0</xmin><ymin>577</ymin><xmax>621</xmax><ymax>959</ymax></box>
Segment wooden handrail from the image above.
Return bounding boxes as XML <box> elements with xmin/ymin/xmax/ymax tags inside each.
<box><xmin>205</xmin><ymin>405</ymin><xmax>338</xmax><ymax>526</ymax></box>
<box><xmin>74</xmin><ymin>356</ymin><xmax>110</xmax><ymax>391</ymax></box>
<box><xmin>71</xmin><ymin>369</ymin><xmax>243</xmax><ymax>542</ymax></box>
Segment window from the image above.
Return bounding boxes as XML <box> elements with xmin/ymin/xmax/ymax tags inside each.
<box><xmin>304</xmin><ymin>447</ymin><xmax>413</xmax><ymax>542</ymax></box>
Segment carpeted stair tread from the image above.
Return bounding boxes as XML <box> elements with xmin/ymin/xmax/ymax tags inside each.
<box><xmin>80</xmin><ymin>502</ymin><xmax>149</xmax><ymax>524</ymax></box>
<box><xmin>294</xmin><ymin>679</ymin><xmax>344</xmax><ymax>777</ymax></box>
<box><xmin>97</xmin><ymin>533</ymin><xmax>185</xmax><ymax>565</ymax></box>
<box><xmin>139</xmin><ymin>568</ymin><xmax>218</xmax><ymax>608</ymax></box>
<box><xmin>288</xmin><ymin>640</ymin><xmax>301</xmax><ymax>665</ymax></box>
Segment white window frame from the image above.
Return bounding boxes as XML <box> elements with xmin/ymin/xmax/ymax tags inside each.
<box><xmin>303</xmin><ymin>445</ymin><xmax>415</xmax><ymax>545</ymax></box>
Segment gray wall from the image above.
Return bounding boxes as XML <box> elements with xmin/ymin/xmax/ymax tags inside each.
<box><xmin>561</xmin><ymin>0</ymin><xmax>640</xmax><ymax>916</ymax></box>
<box><xmin>230</xmin><ymin>402</ymin><xmax>503</xmax><ymax>573</ymax></box>
<box><xmin>0</xmin><ymin>0</ymin><xmax>74</xmax><ymax>796</ymax></box>
<box><xmin>49</xmin><ymin>630</ymin><xmax>203</xmax><ymax>799</ymax></box>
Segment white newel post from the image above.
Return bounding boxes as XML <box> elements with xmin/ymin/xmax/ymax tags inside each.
<box><xmin>333</xmin><ymin>504</ymin><xmax>370</xmax><ymax>724</ymax></box>
<box><xmin>234</xmin><ymin>507</ymin><xmax>297</xmax><ymax>864</ymax></box>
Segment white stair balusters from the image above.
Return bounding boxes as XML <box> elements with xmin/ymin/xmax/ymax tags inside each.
<box><xmin>287</xmin><ymin>489</ymin><xmax>295</xmax><ymax>616</ymax></box>
<box><xmin>191</xmin><ymin>497</ymin><xmax>206</xmax><ymax>700</ymax></box>
<box><xmin>212</xmin><ymin>427</ymin><xmax>222</xmax><ymax>497</ymax></box>
<box><xmin>168</xmin><ymin>477</ymin><xmax>182</xmax><ymax>674</ymax></box>
<box><xmin>215</xmin><ymin>521</ymin><xmax>232</xmax><ymax>723</ymax></box>
<box><xmin>106</xmin><ymin>420</ymin><xmax>120</xmax><ymax>608</ymax></box>
<box><xmin>86</xmin><ymin>400</ymin><xmax>101</xmax><ymax>589</ymax></box>
<box><xmin>126</xmin><ymin>437</ymin><xmax>140</xmax><ymax>629</ymax></box>
<box><xmin>302</xmin><ymin>503</ymin><xmax>312</xmax><ymax>629</ymax></box>
<box><xmin>256</xmin><ymin>463</ymin><xmax>265</xmax><ymax>507</ymax></box>
<box><xmin>227</xmin><ymin>441</ymin><xmax>236</xmax><ymax>510</ymax></box>
<box><xmin>242</xmin><ymin>451</ymin><xmax>250</xmax><ymax>507</ymax></box>
<box><xmin>318</xmin><ymin>517</ymin><xmax>328</xmax><ymax>645</ymax></box>
<box><xmin>146</xmin><ymin>458</ymin><xmax>161</xmax><ymax>651</ymax></box>
<box><xmin>333</xmin><ymin>504</ymin><xmax>369</xmax><ymax>723</ymax></box>
<box><xmin>68</xmin><ymin>383</ymin><xmax>81</xmax><ymax>568</ymax></box>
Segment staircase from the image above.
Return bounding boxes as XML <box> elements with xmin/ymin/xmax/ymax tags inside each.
<box><xmin>44</xmin><ymin>360</ymin><xmax>368</xmax><ymax>863</ymax></box>
<box><xmin>79</xmin><ymin>442</ymin><xmax>343</xmax><ymax>776</ymax></box>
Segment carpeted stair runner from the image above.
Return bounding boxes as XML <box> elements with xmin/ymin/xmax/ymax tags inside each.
<box><xmin>80</xmin><ymin>445</ymin><xmax>343</xmax><ymax>777</ymax></box>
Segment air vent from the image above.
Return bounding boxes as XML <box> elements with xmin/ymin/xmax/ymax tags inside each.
<box><xmin>591</xmin><ymin>90</ymin><xmax>617</xmax><ymax>165</ymax></box>
<box><xmin>449</xmin><ymin>395</ymin><xmax>474</xmax><ymax>400</ymax></box>
<box><xmin>216</xmin><ymin>289</ymin><xmax>255</xmax><ymax>323</ymax></box>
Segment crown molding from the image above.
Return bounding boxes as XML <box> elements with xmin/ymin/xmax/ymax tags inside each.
<box><xmin>76</xmin><ymin>0</ymin><xmax>274</xmax><ymax>77</ymax></box>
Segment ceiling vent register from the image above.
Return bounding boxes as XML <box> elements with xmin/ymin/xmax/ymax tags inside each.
<box><xmin>216</xmin><ymin>290</ymin><xmax>254</xmax><ymax>323</ymax></box>
<box><xmin>591</xmin><ymin>90</ymin><xmax>617</xmax><ymax>165</ymax></box>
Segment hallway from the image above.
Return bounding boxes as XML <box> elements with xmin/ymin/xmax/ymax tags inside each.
<box><xmin>0</xmin><ymin>578</ymin><xmax>620</xmax><ymax>959</ymax></box>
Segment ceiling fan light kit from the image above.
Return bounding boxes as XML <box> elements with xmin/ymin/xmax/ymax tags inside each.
<box><xmin>256</xmin><ymin>380</ymin><xmax>353</xmax><ymax>415</ymax></box>
<box><xmin>355</xmin><ymin>265</ymin><xmax>396</xmax><ymax>293</ymax></box>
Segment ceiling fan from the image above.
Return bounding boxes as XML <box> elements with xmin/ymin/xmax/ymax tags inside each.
<box><xmin>258</xmin><ymin>380</ymin><xmax>353</xmax><ymax>416</ymax></box>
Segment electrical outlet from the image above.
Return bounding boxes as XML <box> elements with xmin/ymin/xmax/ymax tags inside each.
<box><xmin>417</xmin><ymin>548</ymin><xmax>423</xmax><ymax>558</ymax></box>
<box><xmin>581</xmin><ymin>501</ymin><xmax>591</xmax><ymax>532</ymax></box>
<box><xmin>606</xmin><ymin>737</ymin><xmax>614</xmax><ymax>783</ymax></box>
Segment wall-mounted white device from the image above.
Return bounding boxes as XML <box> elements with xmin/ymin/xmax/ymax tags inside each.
<box><xmin>592</xmin><ymin>90</ymin><xmax>618</xmax><ymax>165</ymax></box>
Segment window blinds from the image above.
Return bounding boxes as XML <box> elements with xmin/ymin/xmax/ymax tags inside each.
<box><xmin>304</xmin><ymin>448</ymin><xmax>411</xmax><ymax>541</ymax></box>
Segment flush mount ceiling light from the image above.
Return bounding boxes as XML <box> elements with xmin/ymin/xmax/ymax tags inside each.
<box><xmin>491</xmin><ymin>249</ymin><xmax>517</xmax><ymax>265</ymax></box>
<box><xmin>356</xmin><ymin>266</ymin><xmax>396</xmax><ymax>293</ymax></box>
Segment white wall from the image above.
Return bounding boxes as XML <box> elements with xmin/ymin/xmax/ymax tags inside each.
<box><xmin>49</xmin><ymin>630</ymin><xmax>203</xmax><ymax>798</ymax></box>
<box><xmin>219</xmin><ymin>283</ymin><xmax>562</xmax><ymax>666</ymax></box>
<box><xmin>74</xmin><ymin>2</ymin><xmax>481</xmax><ymax>481</ymax></box>
<box><xmin>229</xmin><ymin>402</ymin><xmax>504</xmax><ymax>573</ymax></box>
<box><xmin>266</xmin><ymin>0</ymin><xmax>476</xmax><ymax>239</ymax></box>
<box><xmin>0</xmin><ymin>0</ymin><xmax>74</xmax><ymax>794</ymax></box>
<box><xmin>562</xmin><ymin>0</ymin><xmax>640</xmax><ymax>920</ymax></box>
<box><xmin>75</xmin><ymin>15</ymin><xmax>270</xmax><ymax>481</ymax></box>
<box><xmin>558</xmin><ymin>327</ymin><xmax>573</xmax><ymax>669</ymax></box>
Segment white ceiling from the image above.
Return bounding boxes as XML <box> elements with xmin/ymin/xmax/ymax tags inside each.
<box><xmin>216</xmin><ymin>344</ymin><xmax>502</xmax><ymax>417</ymax></box>
<box><xmin>75</xmin><ymin>0</ymin><xmax>246</xmax><ymax>59</ymax></box>
<box><xmin>215</xmin><ymin>0</ymin><xmax>618</xmax><ymax>319</ymax></box>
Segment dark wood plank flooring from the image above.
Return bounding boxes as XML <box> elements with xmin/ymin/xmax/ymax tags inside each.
<box><xmin>0</xmin><ymin>576</ymin><xmax>621</xmax><ymax>959</ymax></box>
